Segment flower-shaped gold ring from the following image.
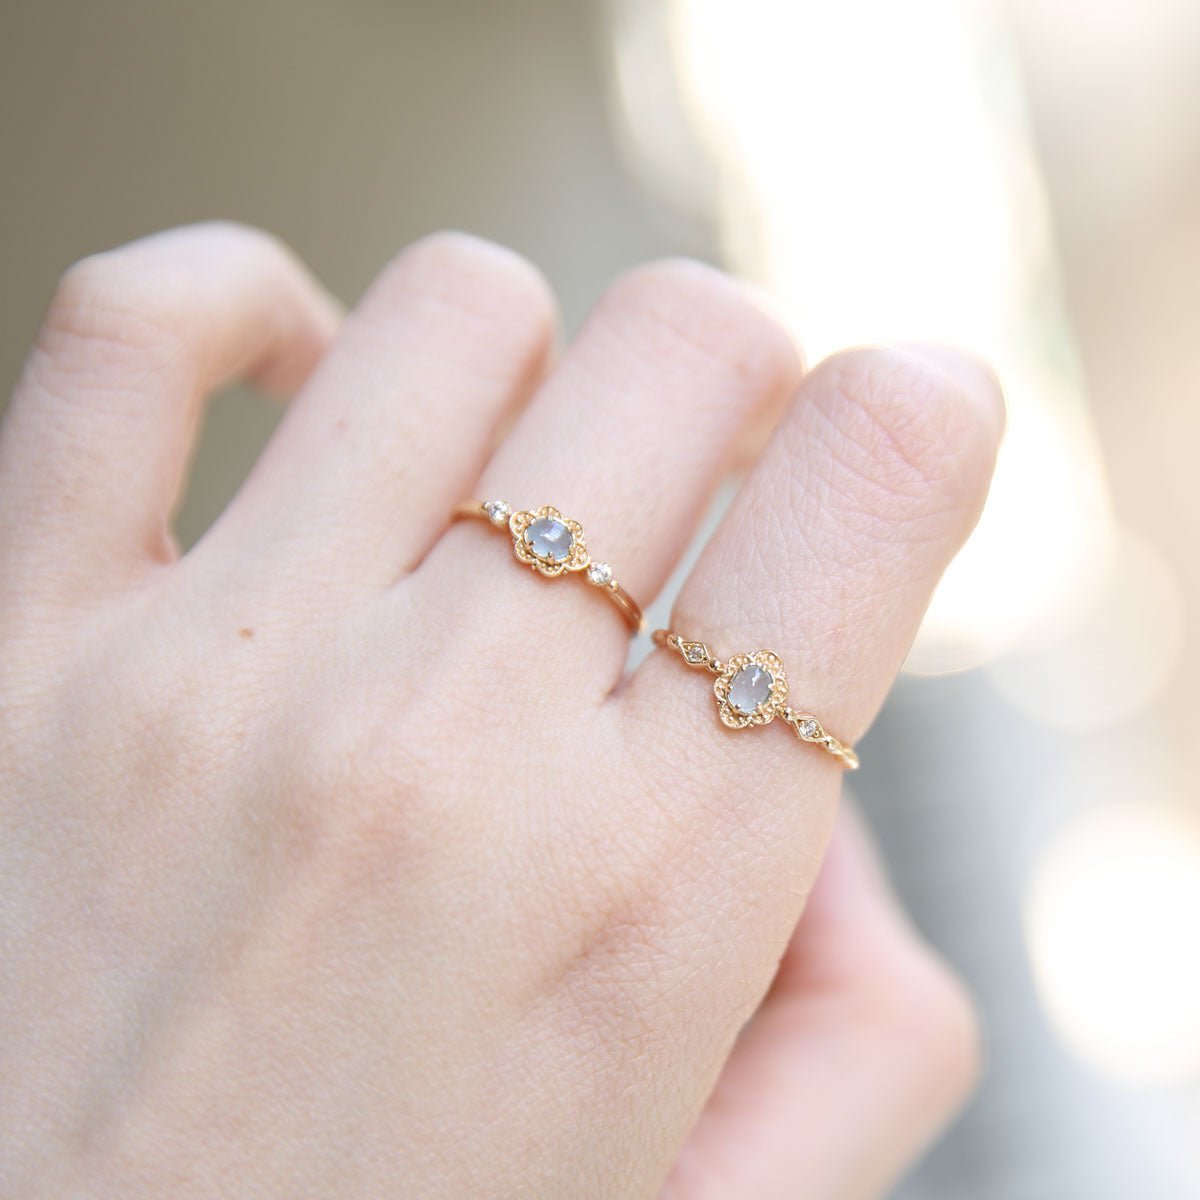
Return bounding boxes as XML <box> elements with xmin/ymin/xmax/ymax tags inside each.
<box><xmin>653</xmin><ymin>629</ymin><xmax>859</xmax><ymax>769</ymax></box>
<box><xmin>452</xmin><ymin>500</ymin><xmax>645</xmax><ymax>632</ymax></box>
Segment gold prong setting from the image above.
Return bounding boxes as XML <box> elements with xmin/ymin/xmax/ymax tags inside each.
<box><xmin>791</xmin><ymin>714</ymin><xmax>824</xmax><ymax>741</ymax></box>
<box><xmin>713</xmin><ymin>650</ymin><xmax>788</xmax><ymax>728</ymax></box>
<box><xmin>508</xmin><ymin>504</ymin><xmax>589</xmax><ymax>578</ymax></box>
<box><xmin>482</xmin><ymin>499</ymin><xmax>512</xmax><ymax>527</ymax></box>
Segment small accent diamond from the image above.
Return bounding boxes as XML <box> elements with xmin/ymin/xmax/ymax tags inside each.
<box><xmin>586</xmin><ymin>561</ymin><xmax>613</xmax><ymax>586</ymax></box>
<box><xmin>681</xmin><ymin>642</ymin><xmax>709</xmax><ymax>665</ymax></box>
<box><xmin>798</xmin><ymin>718</ymin><xmax>821</xmax><ymax>739</ymax></box>
<box><xmin>483</xmin><ymin>499</ymin><xmax>511</xmax><ymax>526</ymax></box>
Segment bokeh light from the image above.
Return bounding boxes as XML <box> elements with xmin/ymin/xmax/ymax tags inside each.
<box><xmin>1026</xmin><ymin>793</ymin><xmax>1200</xmax><ymax>1087</ymax></box>
<box><xmin>609</xmin><ymin>0</ymin><xmax>1116</xmax><ymax>675</ymax></box>
<box><xmin>987</xmin><ymin>529</ymin><xmax>1185</xmax><ymax>730</ymax></box>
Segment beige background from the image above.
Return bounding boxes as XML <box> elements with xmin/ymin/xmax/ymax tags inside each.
<box><xmin>1</xmin><ymin>0</ymin><xmax>682</xmax><ymax>545</ymax></box>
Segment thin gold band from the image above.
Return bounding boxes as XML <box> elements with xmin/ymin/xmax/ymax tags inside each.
<box><xmin>453</xmin><ymin>500</ymin><xmax>645</xmax><ymax>633</ymax></box>
<box><xmin>653</xmin><ymin>629</ymin><xmax>859</xmax><ymax>769</ymax></box>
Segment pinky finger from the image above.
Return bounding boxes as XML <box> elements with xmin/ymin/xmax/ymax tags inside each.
<box><xmin>0</xmin><ymin>222</ymin><xmax>340</xmax><ymax>603</ymax></box>
<box><xmin>663</xmin><ymin>803</ymin><xmax>981</xmax><ymax>1200</ymax></box>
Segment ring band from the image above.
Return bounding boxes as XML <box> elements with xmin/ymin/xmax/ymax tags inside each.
<box><xmin>453</xmin><ymin>500</ymin><xmax>645</xmax><ymax>632</ymax></box>
<box><xmin>653</xmin><ymin>629</ymin><xmax>860</xmax><ymax>769</ymax></box>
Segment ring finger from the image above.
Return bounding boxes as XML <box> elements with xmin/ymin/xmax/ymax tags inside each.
<box><xmin>418</xmin><ymin>259</ymin><xmax>802</xmax><ymax>688</ymax></box>
<box><xmin>197</xmin><ymin>232</ymin><xmax>558</xmax><ymax>594</ymax></box>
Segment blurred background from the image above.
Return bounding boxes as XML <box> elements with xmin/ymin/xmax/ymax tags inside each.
<box><xmin>2</xmin><ymin>0</ymin><xmax>1197</xmax><ymax>1195</ymax></box>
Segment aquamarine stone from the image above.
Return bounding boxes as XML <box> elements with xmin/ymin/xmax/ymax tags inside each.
<box><xmin>729</xmin><ymin>664</ymin><xmax>773</xmax><ymax>715</ymax></box>
<box><xmin>524</xmin><ymin>517</ymin><xmax>574</xmax><ymax>563</ymax></box>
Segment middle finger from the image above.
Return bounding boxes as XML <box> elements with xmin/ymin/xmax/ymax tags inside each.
<box><xmin>418</xmin><ymin>259</ymin><xmax>801</xmax><ymax>689</ymax></box>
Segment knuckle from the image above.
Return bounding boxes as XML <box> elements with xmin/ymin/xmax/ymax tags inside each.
<box><xmin>806</xmin><ymin>346</ymin><xmax>998</xmax><ymax>520</ymax></box>
<box><xmin>185</xmin><ymin>218</ymin><xmax>293</xmax><ymax>261</ymax></box>
<box><xmin>38</xmin><ymin>249</ymin><xmax>191</xmax><ymax>381</ymax></box>
<box><xmin>299</xmin><ymin>696</ymin><xmax>447</xmax><ymax>865</ymax></box>
<box><xmin>370</xmin><ymin>230</ymin><xmax>557</xmax><ymax>350</ymax></box>
<box><xmin>543</xmin><ymin>885</ymin><xmax>688</xmax><ymax>1046</ymax></box>
<box><xmin>36</xmin><ymin>223</ymin><xmax>309</xmax><ymax>385</ymax></box>
<box><xmin>186</xmin><ymin>220</ymin><xmax>314</xmax><ymax>296</ymax></box>
<box><xmin>533</xmin><ymin>810</ymin><xmax>749</xmax><ymax>1041</ymax></box>
<box><xmin>601</xmin><ymin>257</ymin><xmax>799</xmax><ymax>395</ymax></box>
<box><xmin>93</xmin><ymin>650</ymin><xmax>214</xmax><ymax>805</ymax></box>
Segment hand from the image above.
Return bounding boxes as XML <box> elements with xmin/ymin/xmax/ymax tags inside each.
<box><xmin>0</xmin><ymin>224</ymin><xmax>1000</xmax><ymax>1198</ymax></box>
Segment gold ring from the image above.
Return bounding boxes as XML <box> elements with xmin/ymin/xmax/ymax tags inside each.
<box><xmin>453</xmin><ymin>500</ymin><xmax>645</xmax><ymax>633</ymax></box>
<box><xmin>653</xmin><ymin>629</ymin><xmax>859</xmax><ymax>769</ymax></box>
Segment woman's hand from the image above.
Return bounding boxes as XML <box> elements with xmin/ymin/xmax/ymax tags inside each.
<box><xmin>0</xmin><ymin>224</ymin><xmax>1000</xmax><ymax>1198</ymax></box>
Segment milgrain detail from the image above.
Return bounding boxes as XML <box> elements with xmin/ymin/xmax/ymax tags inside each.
<box><xmin>652</xmin><ymin>629</ymin><xmax>859</xmax><ymax>770</ymax></box>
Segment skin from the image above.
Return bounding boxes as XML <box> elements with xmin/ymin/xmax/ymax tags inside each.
<box><xmin>0</xmin><ymin>223</ymin><xmax>1001</xmax><ymax>1199</ymax></box>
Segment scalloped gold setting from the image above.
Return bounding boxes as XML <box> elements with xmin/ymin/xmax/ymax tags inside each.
<box><xmin>713</xmin><ymin>650</ymin><xmax>789</xmax><ymax>728</ymax></box>
<box><xmin>451</xmin><ymin>500</ymin><xmax>645</xmax><ymax>632</ymax></box>
<box><xmin>509</xmin><ymin>505</ymin><xmax>589</xmax><ymax>578</ymax></box>
<box><xmin>652</xmin><ymin>629</ymin><xmax>860</xmax><ymax>769</ymax></box>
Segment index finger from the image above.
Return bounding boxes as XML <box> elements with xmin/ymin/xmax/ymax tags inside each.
<box><xmin>635</xmin><ymin>344</ymin><xmax>1002</xmax><ymax>764</ymax></box>
<box><xmin>618</xmin><ymin>344</ymin><xmax>1000</xmax><ymax>969</ymax></box>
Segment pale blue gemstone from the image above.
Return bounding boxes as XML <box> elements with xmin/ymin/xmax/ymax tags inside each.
<box><xmin>524</xmin><ymin>517</ymin><xmax>574</xmax><ymax>563</ymax></box>
<box><xmin>729</xmin><ymin>664</ymin><xmax>773</xmax><ymax>715</ymax></box>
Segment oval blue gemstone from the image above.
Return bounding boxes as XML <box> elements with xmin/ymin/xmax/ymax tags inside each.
<box><xmin>729</xmin><ymin>664</ymin><xmax>773</xmax><ymax>715</ymax></box>
<box><xmin>524</xmin><ymin>517</ymin><xmax>574</xmax><ymax>563</ymax></box>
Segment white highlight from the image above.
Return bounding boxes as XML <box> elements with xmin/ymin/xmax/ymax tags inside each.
<box><xmin>1026</xmin><ymin>796</ymin><xmax>1200</xmax><ymax>1087</ymax></box>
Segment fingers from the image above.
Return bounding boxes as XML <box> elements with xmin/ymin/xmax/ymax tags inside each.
<box><xmin>418</xmin><ymin>260</ymin><xmax>801</xmax><ymax>670</ymax></box>
<box><xmin>626</xmin><ymin>345</ymin><xmax>1001</xmax><ymax>823</ymax></box>
<box><xmin>213</xmin><ymin>233</ymin><xmax>557</xmax><ymax>588</ymax></box>
<box><xmin>0</xmin><ymin>223</ymin><xmax>339</xmax><ymax>599</ymax></box>
<box><xmin>653</xmin><ymin>345</ymin><xmax>1002</xmax><ymax>740</ymax></box>
<box><xmin>663</xmin><ymin>806</ymin><xmax>982</xmax><ymax>1200</ymax></box>
<box><xmin>620</xmin><ymin>343</ymin><xmax>999</xmax><ymax>902</ymax></box>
